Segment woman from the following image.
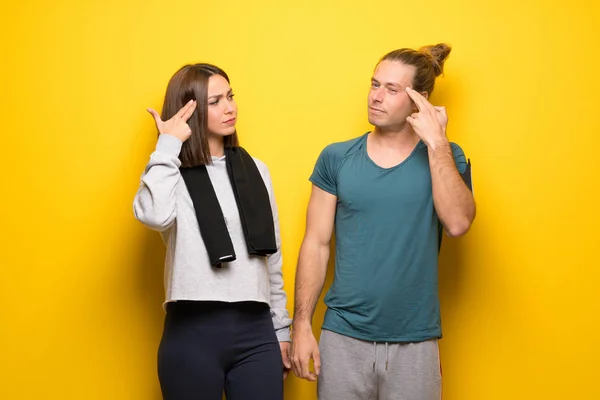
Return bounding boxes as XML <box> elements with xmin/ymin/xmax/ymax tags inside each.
<box><xmin>133</xmin><ymin>63</ymin><xmax>292</xmax><ymax>400</ymax></box>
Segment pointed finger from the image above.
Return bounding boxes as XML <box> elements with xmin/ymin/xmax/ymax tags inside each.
<box><xmin>181</xmin><ymin>101</ymin><xmax>197</xmax><ymax>121</ymax></box>
<box><xmin>176</xmin><ymin>99</ymin><xmax>194</xmax><ymax>118</ymax></box>
<box><xmin>406</xmin><ymin>87</ymin><xmax>433</xmax><ymax>112</ymax></box>
<box><xmin>174</xmin><ymin>99</ymin><xmax>195</xmax><ymax>119</ymax></box>
<box><xmin>405</xmin><ymin>87</ymin><xmax>425</xmax><ymax>110</ymax></box>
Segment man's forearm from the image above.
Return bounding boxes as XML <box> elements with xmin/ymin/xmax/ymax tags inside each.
<box><xmin>293</xmin><ymin>239</ymin><xmax>330</xmax><ymax>329</ymax></box>
<box><xmin>428</xmin><ymin>139</ymin><xmax>476</xmax><ymax>237</ymax></box>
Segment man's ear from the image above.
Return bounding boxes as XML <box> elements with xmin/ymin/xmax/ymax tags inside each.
<box><xmin>420</xmin><ymin>91</ymin><xmax>429</xmax><ymax>99</ymax></box>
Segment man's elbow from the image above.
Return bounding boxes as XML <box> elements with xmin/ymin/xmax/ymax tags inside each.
<box><xmin>445</xmin><ymin>216</ymin><xmax>473</xmax><ymax>237</ymax></box>
<box><xmin>302</xmin><ymin>230</ymin><xmax>331</xmax><ymax>251</ymax></box>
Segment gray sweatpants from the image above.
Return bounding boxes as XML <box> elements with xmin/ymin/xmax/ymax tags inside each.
<box><xmin>317</xmin><ymin>330</ymin><xmax>441</xmax><ymax>400</ymax></box>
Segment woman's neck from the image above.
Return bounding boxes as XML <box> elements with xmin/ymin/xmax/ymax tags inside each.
<box><xmin>208</xmin><ymin>136</ymin><xmax>225</xmax><ymax>158</ymax></box>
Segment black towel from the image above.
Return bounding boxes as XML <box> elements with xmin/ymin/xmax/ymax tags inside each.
<box><xmin>180</xmin><ymin>147</ymin><xmax>277</xmax><ymax>267</ymax></box>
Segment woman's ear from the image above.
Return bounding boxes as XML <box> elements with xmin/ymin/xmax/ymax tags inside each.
<box><xmin>420</xmin><ymin>91</ymin><xmax>429</xmax><ymax>100</ymax></box>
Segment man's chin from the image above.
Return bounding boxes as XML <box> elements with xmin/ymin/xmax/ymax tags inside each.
<box><xmin>368</xmin><ymin>116</ymin><xmax>383</xmax><ymax>126</ymax></box>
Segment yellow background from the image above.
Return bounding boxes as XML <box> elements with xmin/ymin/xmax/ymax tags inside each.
<box><xmin>1</xmin><ymin>0</ymin><xmax>599</xmax><ymax>399</ymax></box>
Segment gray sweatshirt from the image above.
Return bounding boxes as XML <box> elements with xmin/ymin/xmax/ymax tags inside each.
<box><xmin>133</xmin><ymin>134</ymin><xmax>292</xmax><ymax>341</ymax></box>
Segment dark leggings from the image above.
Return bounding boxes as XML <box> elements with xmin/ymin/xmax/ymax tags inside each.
<box><xmin>158</xmin><ymin>301</ymin><xmax>283</xmax><ymax>400</ymax></box>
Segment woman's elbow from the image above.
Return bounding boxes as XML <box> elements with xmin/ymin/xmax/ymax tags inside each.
<box><xmin>133</xmin><ymin>204</ymin><xmax>175</xmax><ymax>232</ymax></box>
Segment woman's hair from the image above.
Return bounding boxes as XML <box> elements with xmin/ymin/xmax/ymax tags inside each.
<box><xmin>380</xmin><ymin>43</ymin><xmax>452</xmax><ymax>96</ymax></box>
<box><xmin>161</xmin><ymin>63</ymin><xmax>239</xmax><ymax>167</ymax></box>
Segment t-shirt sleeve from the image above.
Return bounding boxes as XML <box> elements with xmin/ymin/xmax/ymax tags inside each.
<box><xmin>309</xmin><ymin>144</ymin><xmax>340</xmax><ymax>196</ymax></box>
<box><xmin>450</xmin><ymin>142</ymin><xmax>473</xmax><ymax>192</ymax></box>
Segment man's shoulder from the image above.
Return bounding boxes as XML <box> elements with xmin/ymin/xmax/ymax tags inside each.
<box><xmin>320</xmin><ymin>133</ymin><xmax>368</xmax><ymax>161</ymax></box>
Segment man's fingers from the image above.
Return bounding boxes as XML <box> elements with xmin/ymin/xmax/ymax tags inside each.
<box><xmin>291</xmin><ymin>353</ymin><xmax>301</xmax><ymax>377</ymax></box>
<box><xmin>296</xmin><ymin>353</ymin><xmax>317</xmax><ymax>381</ymax></box>
<box><xmin>290</xmin><ymin>339</ymin><xmax>320</xmax><ymax>381</ymax></box>
<box><xmin>299</xmin><ymin>356</ymin><xmax>312</xmax><ymax>380</ymax></box>
<box><xmin>434</xmin><ymin>106</ymin><xmax>447</xmax><ymax>116</ymax></box>
<box><xmin>406</xmin><ymin>87</ymin><xmax>435</xmax><ymax>112</ymax></box>
<box><xmin>313</xmin><ymin>348</ymin><xmax>321</xmax><ymax>376</ymax></box>
<box><xmin>405</xmin><ymin>87</ymin><xmax>425</xmax><ymax>110</ymax></box>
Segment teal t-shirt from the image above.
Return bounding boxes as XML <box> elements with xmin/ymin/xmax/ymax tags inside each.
<box><xmin>310</xmin><ymin>132</ymin><xmax>468</xmax><ymax>342</ymax></box>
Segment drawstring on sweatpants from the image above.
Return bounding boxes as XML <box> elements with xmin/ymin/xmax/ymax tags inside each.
<box><xmin>373</xmin><ymin>342</ymin><xmax>390</xmax><ymax>371</ymax></box>
<box><xmin>385</xmin><ymin>342</ymin><xmax>389</xmax><ymax>370</ymax></box>
<box><xmin>373</xmin><ymin>342</ymin><xmax>376</xmax><ymax>371</ymax></box>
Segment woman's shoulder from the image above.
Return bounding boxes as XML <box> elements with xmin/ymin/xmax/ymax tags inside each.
<box><xmin>251</xmin><ymin>156</ymin><xmax>271</xmax><ymax>178</ymax></box>
<box><xmin>235</xmin><ymin>146</ymin><xmax>272</xmax><ymax>181</ymax></box>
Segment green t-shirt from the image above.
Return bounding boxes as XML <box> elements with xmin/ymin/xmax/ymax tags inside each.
<box><xmin>310</xmin><ymin>132</ymin><xmax>468</xmax><ymax>342</ymax></box>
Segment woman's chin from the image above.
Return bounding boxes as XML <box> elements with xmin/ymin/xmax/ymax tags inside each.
<box><xmin>209</xmin><ymin>128</ymin><xmax>236</xmax><ymax>139</ymax></box>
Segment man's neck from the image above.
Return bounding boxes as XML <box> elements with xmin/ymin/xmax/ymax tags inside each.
<box><xmin>371</xmin><ymin>124</ymin><xmax>420</xmax><ymax>151</ymax></box>
<box><xmin>365</xmin><ymin>125</ymin><xmax>421</xmax><ymax>168</ymax></box>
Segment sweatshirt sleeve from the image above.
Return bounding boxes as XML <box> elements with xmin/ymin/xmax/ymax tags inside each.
<box><xmin>133</xmin><ymin>134</ymin><xmax>183</xmax><ymax>231</ymax></box>
<box><xmin>255</xmin><ymin>159</ymin><xmax>293</xmax><ymax>342</ymax></box>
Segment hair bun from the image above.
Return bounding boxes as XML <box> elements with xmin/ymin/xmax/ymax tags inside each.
<box><xmin>419</xmin><ymin>43</ymin><xmax>452</xmax><ymax>76</ymax></box>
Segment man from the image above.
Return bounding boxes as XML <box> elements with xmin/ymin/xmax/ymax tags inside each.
<box><xmin>290</xmin><ymin>43</ymin><xmax>475</xmax><ymax>400</ymax></box>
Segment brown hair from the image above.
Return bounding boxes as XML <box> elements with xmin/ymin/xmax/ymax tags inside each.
<box><xmin>161</xmin><ymin>63</ymin><xmax>239</xmax><ymax>167</ymax></box>
<box><xmin>380</xmin><ymin>43</ymin><xmax>452</xmax><ymax>96</ymax></box>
